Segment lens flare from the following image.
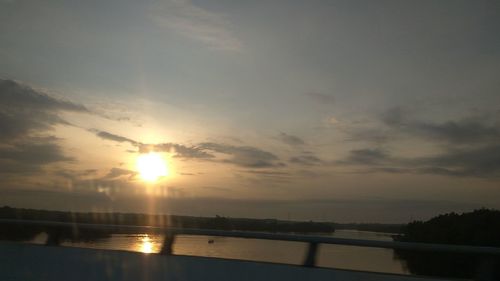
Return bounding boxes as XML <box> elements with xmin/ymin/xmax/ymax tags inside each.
<box><xmin>136</xmin><ymin>152</ymin><xmax>168</xmax><ymax>182</ymax></box>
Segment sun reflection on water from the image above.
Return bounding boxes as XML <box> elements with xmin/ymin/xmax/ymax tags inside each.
<box><xmin>138</xmin><ymin>235</ymin><xmax>154</xmax><ymax>254</ymax></box>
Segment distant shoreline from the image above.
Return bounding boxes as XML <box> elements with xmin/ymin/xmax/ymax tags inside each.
<box><xmin>0</xmin><ymin>206</ymin><xmax>405</xmax><ymax>233</ymax></box>
<box><xmin>0</xmin><ymin>206</ymin><xmax>334</xmax><ymax>234</ymax></box>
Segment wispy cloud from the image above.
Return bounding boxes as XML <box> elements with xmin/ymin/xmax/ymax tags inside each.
<box><xmin>140</xmin><ymin>143</ymin><xmax>214</xmax><ymax>159</ymax></box>
<box><xmin>90</xmin><ymin>129</ymin><xmax>140</xmax><ymax>146</ymax></box>
<box><xmin>304</xmin><ymin>92</ymin><xmax>335</xmax><ymax>105</ymax></box>
<box><xmin>199</xmin><ymin>142</ymin><xmax>283</xmax><ymax>168</ymax></box>
<box><xmin>339</xmin><ymin>148</ymin><xmax>390</xmax><ymax>166</ymax></box>
<box><xmin>90</xmin><ymin>129</ymin><xmax>213</xmax><ymax>159</ymax></box>
<box><xmin>289</xmin><ymin>154</ymin><xmax>323</xmax><ymax>166</ymax></box>
<box><xmin>380</xmin><ymin>107</ymin><xmax>500</xmax><ymax>145</ymax></box>
<box><xmin>151</xmin><ymin>0</ymin><xmax>242</xmax><ymax>51</ymax></box>
<box><xmin>89</xmin><ymin>130</ymin><xmax>281</xmax><ymax>168</ymax></box>
<box><xmin>277</xmin><ymin>132</ymin><xmax>305</xmax><ymax>146</ymax></box>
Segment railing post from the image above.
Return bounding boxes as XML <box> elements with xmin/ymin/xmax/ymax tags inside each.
<box><xmin>45</xmin><ymin>230</ymin><xmax>62</xmax><ymax>246</ymax></box>
<box><xmin>160</xmin><ymin>232</ymin><xmax>176</xmax><ymax>255</ymax></box>
<box><xmin>303</xmin><ymin>242</ymin><xmax>319</xmax><ymax>267</ymax></box>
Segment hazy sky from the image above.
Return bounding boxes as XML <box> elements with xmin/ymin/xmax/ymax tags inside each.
<box><xmin>1</xmin><ymin>0</ymin><xmax>500</xmax><ymax>222</ymax></box>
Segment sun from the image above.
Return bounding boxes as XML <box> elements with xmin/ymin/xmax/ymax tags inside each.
<box><xmin>136</xmin><ymin>152</ymin><xmax>169</xmax><ymax>182</ymax></box>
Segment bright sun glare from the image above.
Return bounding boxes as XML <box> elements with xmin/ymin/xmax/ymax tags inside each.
<box><xmin>139</xmin><ymin>235</ymin><xmax>153</xmax><ymax>254</ymax></box>
<box><xmin>136</xmin><ymin>152</ymin><xmax>168</xmax><ymax>182</ymax></box>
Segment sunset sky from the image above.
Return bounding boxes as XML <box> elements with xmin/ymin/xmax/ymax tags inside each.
<box><xmin>1</xmin><ymin>0</ymin><xmax>500</xmax><ymax>222</ymax></box>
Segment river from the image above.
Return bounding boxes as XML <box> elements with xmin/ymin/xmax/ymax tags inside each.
<box><xmin>30</xmin><ymin>229</ymin><xmax>409</xmax><ymax>274</ymax></box>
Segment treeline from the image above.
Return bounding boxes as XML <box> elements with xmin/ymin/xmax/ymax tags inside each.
<box><xmin>396</xmin><ymin>208</ymin><xmax>500</xmax><ymax>246</ymax></box>
<box><xmin>335</xmin><ymin>223</ymin><xmax>403</xmax><ymax>233</ymax></box>
<box><xmin>394</xmin><ymin>209</ymin><xmax>500</xmax><ymax>279</ymax></box>
<box><xmin>0</xmin><ymin>206</ymin><xmax>335</xmax><ymax>235</ymax></box>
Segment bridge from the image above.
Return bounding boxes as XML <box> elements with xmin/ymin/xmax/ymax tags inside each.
<box><xmin>1</xmin><ymin>219</ymin><xmax>499</xmax><ymax>281</ymax></box>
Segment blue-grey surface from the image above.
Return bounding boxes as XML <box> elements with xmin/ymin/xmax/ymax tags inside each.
<box><xmin>0</xmin><ymin>242</ymin><xmax>451</xmax><ymax>281</ymax></box>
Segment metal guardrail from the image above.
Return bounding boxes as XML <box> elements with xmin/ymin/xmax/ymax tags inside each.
<box><xmin>1</xmin><ymin>218</ymin><xmax>500</xmax><ymax>269</ymax></box>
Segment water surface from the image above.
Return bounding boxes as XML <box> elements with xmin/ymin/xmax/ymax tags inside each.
<box><xmin>51</xmin><ymin>229</ymin><xmax>409</xmax><ymax>274</ymax></box>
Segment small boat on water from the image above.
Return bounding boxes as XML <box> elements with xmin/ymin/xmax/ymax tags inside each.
<box><xmin>208</xmin><ymin>239</ymin><xmax>215</xmax><ymax>244</ymax></box>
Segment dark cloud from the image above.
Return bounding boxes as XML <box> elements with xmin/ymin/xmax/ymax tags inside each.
<box><xmin>338</xmin><ymin>108</ymin><xmax>500</xmax><ymax>178</ymax></box>
<box><xmin>90</xmin><ymin>129</ymin><xmax>139</xmax><ymax>146</ymax></box>
<box><xmin>89</xmin><ymin>129</ymin><xmax>214</xmax><ymax>159</ymax></box>
<box><xmin>339</xmin><ymin>144</ymin><xmax>500</xmax><ymax>178</ymax></box>
<box><xmin>243</xmin><ymin>170</ymin><xmax>292</xmax><ymax>185</ymax></box>
<box><xmin>0</xmin><ymin>79</ymin><xmax>90</xmax><ymax>178</ymax></box>
<box><xmin>71</xmin><ymin>168</ymin><xmax>142</xmax><ymax>196</ymax></box>
<box><xmin>102</xmin><ymin>167</ymin><xmax>137</xmax><ymax>180</ymax></box>
<box><xmin>54</xmin><ymin>169</ymin><xmax>97</xmax><ymax>180</ymax></box>
<box><xmin>410</xmin><ymin>119</ymin><xmax>500</xmax><ymax>145</ymax></box>
<box><xmin>345</xmin><ymin>128</ymin><xmax>390</xmax><ymax>144</ymax></box>
<box><xmin>340</xmin><ymin>148</ymin><xmax>389</xmax><ymax>165</ymax></box>
<box><xmin>289</xmin><ymin>154</ymin><xmax>323</xmax><ymax>166</ymax></box>
<box><xmin>415</xmin><ymin>144</ymin><xmax>500</xmax><ymax>178</ymax></box>
<box><xmin>0</xmin><ymin>137</ymin><xmax>72</xmax><ymax>174</ymax></box>
<box><xmin>380</xmin><ymin>107</ymin><xmax>500</xmax><ymax>145</ymax></box>
<box><xmin>0</xmin><ymin>79</ymin><xmax>88</xmax><ymax>112</ymax></box>
<box><xmin>89</xmin><ymin>130</ymin><xmax>281</xmax><ymax>168</ymax></box>
<box><xmin>0</xmin><ymin>79</ymin><xmax>89</xmax><ymax>141</ymax></box>
<box><xmin>141</xmin><ymin>143</ymin><xmax>214</xmax><ymax>159</ymax></box>
<box><xmin>304</xmin><ymin>92</ymin><xmax>335</xmax><ymax>105</ymax></box>
<box><xmin>380</xmin><ymin>107</ymin><xmax>407</xmax><ymax>127</ymax></box>
<box><xmin>0</xmin><ymin>139</ymin><xmax>70</xmax><ymax>165</ymax></box>
<box><xmin>278</xmin><ymin>132</ymin><xmax>305</xmax><ymax>146</ymax></box>
<box><xmin>202</xmin><ymin>186</ymin><xmax>232</xmax><ymax>192</ymax></box>
<box><xmin>244</xmin><ymin>170</ymin><xmax>290</xmax><ymax>176</ymax></box>
<box><xmin>199</xmin><ymin>142</ymin><xmax>282</xmax><ymax>168</ymax></box>
<box><xmin>0</xmin><ymin>110</ymin><xmax>63</xmax><ymax>141</ymax></box>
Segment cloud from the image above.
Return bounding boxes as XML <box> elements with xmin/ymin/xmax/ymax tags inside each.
<box><xmin>380</xmin><ymin>107</ymin><xmax>500</xmax><ymax>145</ymax></box>
<box><xmin>415</xmin><ymin>144</ymin><xmax>500</xmax><ymax>178</ymax></box>
<box><xmin>244</xmin><ymin>170</ymin><xmax>290</xmax><ymax>176</ymax></box>
<box><xmin>90</xmin><ymin>130</ymin><xmax>281</xmax><ymax>168</ymax></box>
<box><xmin>345</xmin><ymin>128</ymin><xmax>390</xmax><ymax>144</ymax></box>
<box><xmin>278</xmin><ymin>132</ymin><xmax>305</xmax><ymax>146</ymax></box>
<box><xmin>0</xmin><ymin>137</ymin><xmax>72</xmax><ymax>174</ymax></box>
<box><xmin>54</xmin><ymin>169</ymin><xmax>97</xmax><ymax>180</ymax></box>
<box><xmin>202</xmin><ymin>186</ymin><xmax>231</xmax><ymax>193</ymax></box>
<box><xmin>150</xmin><ymin>0</ymin><xmax>242</xmax><ymax>51</ymax></box>
<box><xmin>140</xmin><ymin>143</ymin><xmax>214</xmax><ymax>159</ymax></box>
<box><xmin>0</xmin><ymin>79</ymin><xmax>88</xmax><ymax>141</ymax></box>
<box><xmin>380</xmin><ymin>107</ymin><xmax>407</xmax><ymax>127</ymax></box>
<box><xmin>0</xmin><ymin>79</ymin><xmax>88</xmax><ymax>112</ymax></box>
<box><xmin>90</xmin><ymin>129</ymin><xmax>139</xmax><ymax>146</ymax></box>
<box><xmin>0</xmin><ymin>79</ymin><xmax>87</xmax><ymax>176</ymax></box>
<box><xmin>304</xmin><ymin>92</ymin><xmax>335</xmax><ymax>105</ymax></box>
<box><xmin>410</xmin><ymin>120</ymin><xmax>500</xmax><ymax>145</ymax></box>
<box><xmin>102</xmin><ymin>168</ymin><xmax>137</xmax><ymax>180</ymax></box>
<box><xmin>89</xmin><ymin>129</ymin><xmax>214</xmax><ymax>159</ymax></box>
<box><xmin>289</xmin><ymin>154</ymin><xmax>323</xmax><ymax>166</ymax></box>
<box><xmin>339</xmin><ymin>148</ymin><xmax>389</xmax><ymax>165</ymax></box>
<box><xmin>338</xmin><ymin>144</ymin><xmax>500</xmax><ymax>178</ymax></box>
<box><xmin>199</xmin><ymin>142</ymin><xmax>282</xmax><ymax>168</ymax></box>
<box><xmin>71</xmin><ymin>167</ymin><xmax>143</xmax><ymax>196</ymax></box>
<box><xmin>337</xmin><ymin>107</ymin><xmax>500</xmax><ymax>178</ymax></box>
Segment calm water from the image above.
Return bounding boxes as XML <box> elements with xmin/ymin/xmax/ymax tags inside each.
<box><xmin>32</xmin><ymin>230</ymin><xmax>409</xmax><ymax>274</ymax></box>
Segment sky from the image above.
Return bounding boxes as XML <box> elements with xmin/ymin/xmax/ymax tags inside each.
<box><xmin>1</xmin><ymin>0</ymin><xmax>500</xmax><ymax>223</ymax></box>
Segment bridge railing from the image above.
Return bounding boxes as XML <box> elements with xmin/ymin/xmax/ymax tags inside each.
<box><xmin>1</xmin><ymin>218</ymin><xmax>500</xmax><ymax>276</ymax></box>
